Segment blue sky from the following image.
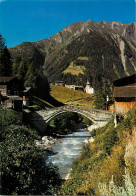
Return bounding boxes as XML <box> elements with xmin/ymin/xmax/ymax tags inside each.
<box><xmin>0</xmin><ymin>0</ymin><xmax>135</xmax><ymax>48</ymax></box>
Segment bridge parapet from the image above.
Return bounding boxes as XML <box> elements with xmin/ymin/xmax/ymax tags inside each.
<box><xmin>35</xmin><ymin>105</ymin><xmax>112</xmax><ymax>123</ymax></box>
<box><xmin>29</xmin><ymin>105</ymin><xmax>112</xmax><ymax>133</ymax></box>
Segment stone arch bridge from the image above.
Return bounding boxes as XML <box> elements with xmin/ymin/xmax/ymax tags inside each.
<box><xmin>29</xmin><ymin>105</ymin><xmax>113</xmax><ymax>133</ymax></box>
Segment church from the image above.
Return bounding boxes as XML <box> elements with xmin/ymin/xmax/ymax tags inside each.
<box><xmin>85</xmin><ymin>80</ymin><xmax>95</xmax><ymax>94</ymax></box>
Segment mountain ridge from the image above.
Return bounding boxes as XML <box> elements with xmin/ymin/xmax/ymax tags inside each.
<box><xmin>9</xmin><ymin>20</ymin><xmax>136</xmax><ymax>89</ymax></box>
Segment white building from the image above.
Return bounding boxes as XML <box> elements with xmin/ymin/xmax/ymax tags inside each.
<box><xmin>65</xmin><ymin>84</ymin><xmax>84</xmax><ymax>91</ymax></box>
<box><xmin>65</xmin><ymin>84</ymin><xmax>75</xmax><ymax>90</ymax></box>
<box><xmin>85</xmin><ymin>80</ymin><xmax>95</xmax><ymax>94</ymax></box>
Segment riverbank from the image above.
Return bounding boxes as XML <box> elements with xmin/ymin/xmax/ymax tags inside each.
<box><xmin>87</xmin><ymin>120</ymin><xmax>109</xmax><ymax>132</ymax></box>
<box><xmin>58</xmin><ymin>108</ymin><xmax>136</xmax><ymax>195</ymax></box>
<box><xmin>36</xmin><ymin>123</ymin><xmax>88</xmax><ymax>150</ymax></box>
<box><xmin>35</xmin><ymin>136</ymin><xmax>59</xmax><ymax>150</ymax></box>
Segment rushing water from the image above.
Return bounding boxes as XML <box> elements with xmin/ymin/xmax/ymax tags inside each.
<box><xmin>47</xmin><ymin>128</ymin><xmax>90</xmax><ymax>179</ymax></box>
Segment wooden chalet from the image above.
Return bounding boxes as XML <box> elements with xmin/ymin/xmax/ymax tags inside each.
<box><xmin>0</xmin><ymin>76</ymin><xmax>24</xmax><ymax>110</ymax></box>
<box><xmin>23</xmin><ymin>87</ymin><xmax>32</xmax><ymax>106</ymax></box>
<box><xmin>113</xmin><ymin>74</ymin><xmax>136</xmax><ymax>126</ymax></box>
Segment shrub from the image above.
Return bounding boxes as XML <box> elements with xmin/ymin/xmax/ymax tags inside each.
<box><xmin>98</xmin><ymin>169</ymin><xmax>136</xmax><ymax>196</ymax></box>
<box><xmin>103</xmin><ymin>128</ymin><xmax>119</xmax><ymax>155</ymax></box>
<box><xmin>0</xmin><ymin>108</ymin><xmax>62</xmax><ymax>195</ymax></box>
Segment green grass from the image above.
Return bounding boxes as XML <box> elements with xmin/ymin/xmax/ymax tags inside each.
<box><xmin>63</xmin><ymin>61</ymin><xmax>85</xmax><ymax>75</ymax></box>
<box><xmin>50</xmin><ymin>84</ymin><xmax>95</xmax><ymax>107</ymax></box>
<box><xmin>63</xmin><ymin>56</ymin><xmax>88</xmax><ymax>75</ymax></box>
<box><xmin>77</xmin><ymin>56</ymin><xmax>89</xmax><ymax>61</ymax></box>
<box><xmin>23</xmin><ymin>109</ymin><xmax>31</xmax><ymax>113</ymax></box>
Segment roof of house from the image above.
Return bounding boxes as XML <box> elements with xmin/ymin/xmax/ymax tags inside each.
<box><xmin>0</xmin><ymin>76</ymin><xmax>16</xmax><ymax>83</ymax></box>
<box><xmin>23</xmin><ymin>87</ymin><xmax>32</xmax><ymax>93</ymax></box>
<box><xmin>113</xmin><ymin>74</ymin><xmax>136</xmax><ymax>87</ymax></box>
<box><xmin>113</xmin><ymin>86</ymin><xmax>136</xmax><ymax>98</ymax></box>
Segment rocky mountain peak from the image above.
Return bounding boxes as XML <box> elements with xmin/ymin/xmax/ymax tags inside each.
<box><xmin>123</xmin><ymin>22</ymin><xmax>136</xmax><ymax>39</ymax></box>
<box><xmin>9</xmin><ymin>20</ymin><xmax>136</xmax><ymax>88</ymax></box>
<box><xmin>111</xmin><ymin>22</ymin><xmax>123</xmax><ymax>31</ymax></box>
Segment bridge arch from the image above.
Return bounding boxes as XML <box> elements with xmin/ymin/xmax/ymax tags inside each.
<box><xmin>30</xmin><ymin>106</ymin><xmax>112</xmax><ymax>134</ymax></box>
<box><xmin>45</xmin><ymin>109</ymin><xmax>96</xmax><ymax>125</ymax></box>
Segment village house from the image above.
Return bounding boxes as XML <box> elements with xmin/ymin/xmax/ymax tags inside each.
<box><xmin>65</xmin><ymin>84</ymin><xmax>84</xmax><ymax>91</ymax></box>
<box><xmin>23</xmin><ymin>87</ymin><xmax>32</xmax><ymax>106</ymax></box>
<box><xmin>113</xmin><ymin>74</ymin><xmax>136</xmax><ymax>126</ymax></box>
<box><xmin>65</xmin><ymin>84</ymin><xmax>75</xmax><ymax>90</ymax></box>
<box><xmin>0</xmin><ymin>76</ymin><xmax>24</xmax><ymax>110</ymax></box>
<box><xmin>55</xmin><ymin>81</ymin><xmax>63</xmax><ymax>86</ymax></box>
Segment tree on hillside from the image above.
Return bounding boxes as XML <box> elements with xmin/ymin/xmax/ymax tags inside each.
<box><xmin>24</xmin><ymin>61</ymin><xmax>36</xmax><ymax>88</ymax></box>
<box><xmin>12</xmin><ymin>56</ymin><xmax>22</xmax><ymax>75</ymax></box>
<box><xmin>95</xmin><ymin>88</ymin><xmax>106</xmax><ymax>110</ymax></box>
<box><xmin>12</xmin><ymin>57</ymin><xmax>50</xmax><ymax>98</ymax></box>
<box><xmin>34</xmin><ymin>68</ymin><xmax>50</xmax><ymax>99</ymax></box>
<box><xmin>17</xmin><ymin>59</ymin><xmax>27</xmax><ymax>80</ymax></box>
<box><xmin>0</xmin><ymin>33</ymin><xmax>12</xmax><ymax>76</ymax></box>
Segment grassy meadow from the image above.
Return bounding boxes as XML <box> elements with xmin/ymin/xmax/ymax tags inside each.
<box><xmin>63</xmin><ymin>61</ymin><xmax>85</xmax><ymax>75</ymax></box>
<box><xmin>50</xmin><ymin>84</ymin><xmax>95</xmax><ymax>107</ymax></box>
<box><xmin>63</xmin><ymin>56</ymin><xmax>88</xmax><ymax>75</ymax></box>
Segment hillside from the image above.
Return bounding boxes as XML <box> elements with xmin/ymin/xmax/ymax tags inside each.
<box><xmin>9</xmin><ymin>20</ymin><xmax>136</xmax><ymax>90</ymax></box>
<box><xmin>59</xmin><ymin>107</ymin><xmax>136</xmax><ymax>195</ymax></box>
<box><xmin>50</xmin><ymin>84</ymin><xmax>95</xmax><ymax>107</ymax></box>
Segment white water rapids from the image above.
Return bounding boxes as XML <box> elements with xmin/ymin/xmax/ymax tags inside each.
<box><xmin>47</xmin><ymin>128</ymin><xmax>90</xmax><ymax>179</ymax></box>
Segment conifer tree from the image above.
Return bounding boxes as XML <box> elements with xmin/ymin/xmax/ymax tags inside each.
<box><xmin>95</xmin><ymin>88</ymin><xmax>106</xmax><ymax>110</ymax></box>
<box><xmin>17</xmin><ymin>59</ymin><xmax>27</xmax><ymax>80</ymax></box>
<box><xmin>0</xmin><ymin>33</ymin><xmax>12</xmax><ymax>76</ymax></box>
<box><xmin>12</xmin><ymin>56</ymin><xmax>22</xmax><ymax>75</ymax></box>
<box><xmin>24</xmin><ymin>62</ymin><xmax>36</xmax><ymax>88</ymax></box>
<box><xmin>34</xmin><ymin>68</ymin><xmax>50</xmax><ymax>99</ymax></box>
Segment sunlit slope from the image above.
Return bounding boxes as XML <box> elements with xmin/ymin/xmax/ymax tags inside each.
<box><xmin>63</xmin><ymin>57</ymin><xmax>88</xmax><ymax>75</ymax></box>
<box><xmin>50</xmin><ymin>84</ymin><xmax>95</xmax><ymax>107</ymax></box>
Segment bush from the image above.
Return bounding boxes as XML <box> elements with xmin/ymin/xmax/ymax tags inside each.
<box><xmin>103</xmin><ymin>128</ymin><xmax>119</xmax><ymax>155</ymax></box>
<box><xmin>98</xmin><ymin>169</ymin><xmax>136</xmax><ymax>196</ymax></box>
<box><xmin>0</xmin><ymin>108</ymin><xmax>62</xmax><ymax>195</ymax></box>
<box><xmin>0</xmin><ymin>107</ymin><xmax>21</xmax><ymax>141</ymax></box>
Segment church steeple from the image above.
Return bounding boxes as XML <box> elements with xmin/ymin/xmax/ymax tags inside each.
<box><xmin>86</xmin><ymin>79</ymin><xmax>90</xmax><ymax>85</ymax></box>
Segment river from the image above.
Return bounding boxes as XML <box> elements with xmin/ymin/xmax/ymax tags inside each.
<box><xmin>47</xmin><ymin>128</ymin><xmax>90</xmax><ymax>179</ymax></box>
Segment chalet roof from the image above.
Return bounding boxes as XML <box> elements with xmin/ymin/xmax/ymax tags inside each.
<box><xmin>23</xmin><ymin>87</ymin><xmax>32</xmax><ymax>93</ymax></box>
<box><xmin>113</xmin><ymin>74</ymin><xmax>136</xmax><ymax>87</ymax></box>
<box><xmin>0</xmin><ymin>76</ymin><xmax>16</xmax><ymax>83</ymax></box>
<box><xmin>113</xmin><ymin>86</ymin><xmax>136</xmax><ymax>98</ymax></box>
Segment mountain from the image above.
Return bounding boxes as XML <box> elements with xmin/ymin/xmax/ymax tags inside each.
<box><xmin>9</xmin><ymin>20</ymin><xmax>136</xmax><ymax>90</ymax></box>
